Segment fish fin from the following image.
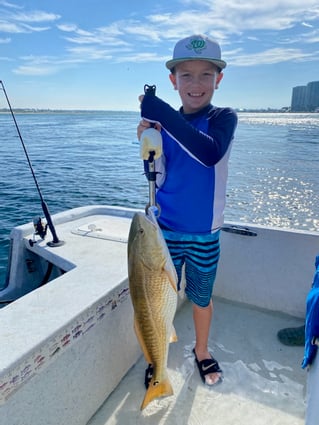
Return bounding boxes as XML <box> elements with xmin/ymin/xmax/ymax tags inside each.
<box><xmin>141</xmin><ymin>378</ymin><xmax>174</xmax><ymax>410</ymax></box>
<box><xmin>134</xmin><ymin>317</ymin><xmax>152</xmax><ymax>364</ymax></box>
<box><xmin>169</xmin><ymin>325</ymin><xmax>178</xmax><ymax>343</ymax></box>
<box><xmin>164</xmin><ymin>263</ymin><xmax>178</xmax><ymax>294</ymax></box>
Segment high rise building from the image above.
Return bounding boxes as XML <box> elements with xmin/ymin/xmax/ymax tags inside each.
<box><xmin>291</xmin><ymin>81</ymin><xmax>319</xmax><ymax>112</ymax></box>
<box><xmin>307</xmin><ymin>81</ymin><xmax>319</xmax><ymax>111</ymax></box>
<box><xmin>291</xmin><ymin>86</ymin><xmax>307</xmax><ymax>112</ymax></box>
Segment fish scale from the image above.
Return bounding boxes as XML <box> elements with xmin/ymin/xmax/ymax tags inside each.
<box><xmin>132</xmin><ymin>271</ymin><xmax>175</xmax><ymax>374</ymax></box>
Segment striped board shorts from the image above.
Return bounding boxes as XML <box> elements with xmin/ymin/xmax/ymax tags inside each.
<box><xmin>161</xmin><ymin>229</ymin><xmax>220</xmax><ymax>308</ymax></box>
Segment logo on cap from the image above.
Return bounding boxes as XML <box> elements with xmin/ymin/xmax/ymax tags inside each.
<box><xmin>186</xmin><ymin>38</ymin><xmax>207</xmax><ymax>54</ymax></box>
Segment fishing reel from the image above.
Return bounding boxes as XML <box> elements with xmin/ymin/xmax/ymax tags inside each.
<box><xmin>29</xmin><ymin>217</ymin><xmax>48</xmax><ymax>247</ymax></box>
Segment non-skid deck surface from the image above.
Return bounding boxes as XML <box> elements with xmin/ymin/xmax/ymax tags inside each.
<box><xmin>88</xmin><ymin>298</ymin><xmax>306</xmax><ymax>425</ymax></box>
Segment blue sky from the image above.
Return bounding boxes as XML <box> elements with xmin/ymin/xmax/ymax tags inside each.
<box><xmin>1</xmin><ymin>0</ymin><xmax>318</xmax><ymax>110</ymax></box>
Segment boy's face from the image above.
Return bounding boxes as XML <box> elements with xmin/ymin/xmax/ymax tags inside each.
<box><xmin>169</xmin><ymin>60</ymin><xmax>223</xmax><ymax>114</ymax></box>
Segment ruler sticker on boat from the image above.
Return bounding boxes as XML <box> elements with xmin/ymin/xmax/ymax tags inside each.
<box><xmin>0</xmin><ymin>285</ymin><xmax>130</xmax><ymax>404</ymax></box>
<box><xmin>71</xmin><ymin>217</ymin><xmax>130</xmax><ymax>243</ymax></box>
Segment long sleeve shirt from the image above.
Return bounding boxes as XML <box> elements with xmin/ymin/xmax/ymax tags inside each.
<box><xmin>141</xmin><ymin>95</ymin><xmax>237</xmax><ymax>233</ymax></box>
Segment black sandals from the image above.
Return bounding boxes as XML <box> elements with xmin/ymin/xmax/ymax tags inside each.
<box><xmin>193</xmin><ymin>348</ymin><xmax>223</xmax><ymax>385</ymax></box>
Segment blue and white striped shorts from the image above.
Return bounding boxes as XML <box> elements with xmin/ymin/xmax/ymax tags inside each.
<box><xmin>162</xmin><ymin>229</ymin><xmax>220</xmax><ymax>308</ymax></box>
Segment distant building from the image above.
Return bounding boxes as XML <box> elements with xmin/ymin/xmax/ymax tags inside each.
<box><xmin>291</xmin><ymin>86</ymin><xmax>307</xmax><ymax>112</ymax></box>
<box><xmin>307</xmin><ymin>81</ymin><xmax>319</xmax><ymax>111</ymax></box>
<box><xmin>291</xmin><ymin>81</ymin><xmax>319</xmax><ymax>112</ymax></box>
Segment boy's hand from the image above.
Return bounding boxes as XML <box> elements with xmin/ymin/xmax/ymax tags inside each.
<box><xmin>137</xmin><ymin>95</ymin><xmax>161</xmax><ymax>140</ymax></box>
<box><xmin>137</xmin><ymin>119</ymin><xmax>150</xmax><ymax>140</ymax></box>
<box><xmin>137</xmin><ymin>119</ymin><xmax>161</xmax><ymax>140</ymax></box>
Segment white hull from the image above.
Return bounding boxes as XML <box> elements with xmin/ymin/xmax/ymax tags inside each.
<box><xmin>0</xmin><ymin>205</ymin><xmax>317</xmax><ymax>424</ymax></box>
<box><xmin>216</xmin><ymin>221</ymin><xmax>317</xmax><ymax>318</ymax></box>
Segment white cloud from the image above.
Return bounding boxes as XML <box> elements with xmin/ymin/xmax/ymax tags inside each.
<box><xmin>57</xmin><ymin>23</ymin><xmax>78</xmax><ymax>32</ymax></box>
<box><xmin>66</xmin><ymin>46</ymin><xmax>113</xmax><ymax>60</ymax></box>
<box><xmin>177</xmin><ymin>0</ymin><xmax>319</xmax><ymax>33</ymax></box>
<box><xmin>302</xmin><ymin>22</ymin><xmax>314</xmax><ymax>28</ymax></box>
<box><xmin>13</xmin><ymin>64</ymin><xmax>58</xmax><ymax>76</ymax></box>
<box><xmin>0</xmin><ymin>21</ymin><xmax>50</xmax><ymax>33</ymax></box>
<box><xmin>4</xmin><ymin>0</ymin><xmax>319</xmax><ymax>78</ymax></box>
<box><xmin>0</xmin><ymin>3</ymin><xmax>60</xmax><ymax>34</ymax></box>
<box><xmin>115</xmin><ymin>52</ymin><xmax>168</xmax><ymax>63</ymax></box>
<box><xmin>0</xmin><ymin>21</ymin><xmax>26</xmax><ymax>33</ymax></box>
<box><xmin>12</xmin><ymin>54</ymin><xmax>73</xmax><ymax>76</ymax></box>
<box><xmin>11</xmin><ymin>11</ymin><xmax>60</xmax><ymax>23</ymax></box>
<box><xmin>230</xmin><ymin>47</ymin><xmax>318</xmax><ymax>66</ymax></box>
<box><xmin>0</xmin><ymin>1</ymin><xmax>22</xmax><ymax>8</ymax></box>
<box><xmin>21</xmin><ymin>24</ymin><xmax>50</xmax><ymax>32</ymax></box>
<box><xmin>57</xmin><ymin>23</ymin><xmax>93</xmax><ymax>37</ymax></box>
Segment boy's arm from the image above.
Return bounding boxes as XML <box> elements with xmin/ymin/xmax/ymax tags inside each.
<box><xmin>141</xmin><ymin>95</ymin><xmax>237</xmax><ymax>167</ymax></box>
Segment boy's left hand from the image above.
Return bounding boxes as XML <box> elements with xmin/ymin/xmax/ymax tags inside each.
<box><xmin>137</xmin><ymin>119</ymin><xmax>161</xmax><ymax>141</ymax></box>
<box><xmin>137</xmin><ymin>94</ymin><xmax>161</xmax><ymax>140</ymax></box>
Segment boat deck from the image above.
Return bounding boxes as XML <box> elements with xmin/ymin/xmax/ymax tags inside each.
<box><xmin>88</xmin><ymin>297</ymin><xmax>306</xmax><ymax>425</ymax></box>
<box><xmin>2</xmin><ymin>205</ymin><xmax>315</xmax><ymax>425</ymax></box>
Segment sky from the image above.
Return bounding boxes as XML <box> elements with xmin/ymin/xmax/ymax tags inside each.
<box><xmin>0</xmin><ymin>0</ymin><xmax>319</xmax><ymax>111</ymax></box>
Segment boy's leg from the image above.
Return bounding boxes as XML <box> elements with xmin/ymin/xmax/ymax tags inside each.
<box><xmin>163</xmin><ymin>229</ymin><xmax>221</xmax><ymax>384</ymax></box>
<box><xmin>193</xmin><ymin>299</ymin><xmax>222</xmax><ymax>385</ymax></box>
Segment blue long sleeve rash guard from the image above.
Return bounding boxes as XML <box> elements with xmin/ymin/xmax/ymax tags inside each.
<box><xmin>141</xmin><ymin>95</ymin><xmax>237</xmax><ymax>233</ymax></box>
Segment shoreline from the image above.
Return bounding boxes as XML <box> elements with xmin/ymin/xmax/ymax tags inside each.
<box><xmin>1</xmin><ymin>109</ymin><xmax>319</xmax><ymax>115</ymax></box>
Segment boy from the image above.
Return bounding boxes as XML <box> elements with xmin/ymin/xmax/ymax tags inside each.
<box><xmin>137</xmin><ymin>34</ymin><xmax>237</xmax><ymax>386</ymax></box>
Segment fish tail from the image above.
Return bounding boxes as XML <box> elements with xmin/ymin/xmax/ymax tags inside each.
<box><xmin>140</xmin><ymin>378</ymin><xmax>173</xmax><ymax>410</ymax></box>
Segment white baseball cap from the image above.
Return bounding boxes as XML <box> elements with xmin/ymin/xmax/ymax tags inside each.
<box><xmin>166</xmin><ymin>34</ymin><xmax>226</xmax><ymax>71</ymax></box>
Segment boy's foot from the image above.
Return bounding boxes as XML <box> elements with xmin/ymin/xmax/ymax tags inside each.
<box><xmin>193</xmin><ymin>348</ymin><xmax>223</xmax><ymax>386</ymax></box>
<box><xmin>277</xmin><ymin>325</ymin><xmax>305</xmax><ymax>346</ymax></box>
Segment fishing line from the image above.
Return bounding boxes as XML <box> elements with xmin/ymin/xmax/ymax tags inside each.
<box><xmin>0</xmin><ymin>80</ymin><xmax>64</xmax><ymax>247</ymax></box>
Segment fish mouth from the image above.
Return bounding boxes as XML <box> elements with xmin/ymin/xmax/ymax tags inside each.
<box><xmin>145</xmin><ymin>213</ymin><xmax>158</xmax><ymax>227</ymax></box>
<box><xmin>133</xmin><ymin>212</ymin><xmax>158</xmax><ymax>231</ymax></box>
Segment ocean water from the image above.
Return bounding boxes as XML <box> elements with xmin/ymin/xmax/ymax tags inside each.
<box><xmin>0</xmin><ymin>111</ymin><xmax>318</xmax><ymax>284</ymax></box>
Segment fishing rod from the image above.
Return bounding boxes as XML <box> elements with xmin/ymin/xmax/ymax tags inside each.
<box><xmin>0</xmin><ymin>80</ymin><xmax>64</xmax><ymax>247</ymax></box>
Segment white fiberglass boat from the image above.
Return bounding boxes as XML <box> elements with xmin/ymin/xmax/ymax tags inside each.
<box><xmin>0</xmin><ymin>204</ymin><xmax>318</xmax><ymax>425</ymax></box>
